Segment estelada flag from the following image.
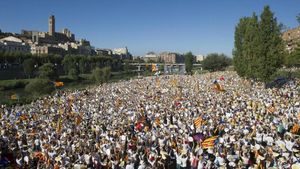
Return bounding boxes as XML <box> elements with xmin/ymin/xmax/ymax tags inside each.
<box><xmin>202</xmin><ymin>136</ymin><xmax>218</xmax><ymax>149</ymax></box>
<box><xmin>194</xmin><ymin>117</ymin><xmax>203</xmax><ymax>128</ymax></box>
<box><xmin>54</xmin><ymin>81</ymin><xmax>64</xmax><ymax>87</ymax></box>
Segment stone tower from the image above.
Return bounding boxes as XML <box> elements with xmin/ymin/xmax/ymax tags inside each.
<box><xmin>49</xmin><ymin>15</ymin><xmax>55</xmax><ymax>36</ymax></box>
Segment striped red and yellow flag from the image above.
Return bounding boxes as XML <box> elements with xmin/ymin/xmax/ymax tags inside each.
<box><xmin>155</xmin><ymin>118</ymin><xmax>160</xmax><ymax>126</ymax></box>
<box><xmin>291</xmin><ymin>123</ymin><xmax>299</xmax><ymax>134</ymax></box>
<box><xmin>75</xmin><ymin>114</ymin><xmax>82</xmax><ymax>126</ymax></box>
<box><xmin>297</xmin><ymin>112</ymin><xmax>300</xmax><ymax>120</ymax></box>
<box><xmin>267</xmin><ymin>106</ymin><xmax>275</xmax><ymax>113</ymax></box>
<box><xmin>201</xmin><ymin>136</ymin><xmax>218</xmax><ymax>149</ymax></box>
<box><xmin>56</xmin><ymin>117</ymin><xmax>62</xmax><ymax>133</ymax></box>
<box><xmin>54</xmin><ymin>81</ymin><xmax>64</xmax><ymax>87</ymax></box>
<box><xmin>194</xmin><ymin>117</ymin><xmax>203</xmax><ymax>128</ymax></box>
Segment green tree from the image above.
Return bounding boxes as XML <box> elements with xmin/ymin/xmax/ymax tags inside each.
<box><xmin>184</xmin><ymin>52</ymin><xmax>194</xmax><ymax>74</ymax></box>
<box><xmin>102</xmin><ymin>66</ymin><xmax>111</xmax><ymax>81</ymax></box>
<box><xmin>23</xmin><ymin>58</ymin><xmax>35</xmax><ymax>78</ymax></box>
<box><xmin>68</xmin><ymin>68</ymin><xmax>79</xmax><ymax>80</ymax></box>
<box><xmin>92</xmin><ymin>67</ymin><xmax>104</xmax><ymax>83</ymax></box>
<box><xmin>256</xmin><ymin>6</ymin><xmax>284</xmax><ymax>82</ymax></box>
<box><xmin>38</xmin><ymin>63</ymin><xmax>58</xmax><ymax>80</ymax></box>
<box><xmin>233</xmin><ymin>6</ymin><xmax>284</xmax><ymax>82</ymax></box>
<box><xmin>202</xmin><ymin>53</ymin><xmax>232</xmax><ymax>72</ymax></box>
<box><xmin>297</xmin><ymin>13</ymin><xmax>300</xmax><ymax>25</ymax></box>
<box><xmin>25</xmin><ymin>78</ymin><xmax>55</xmax><ymax>95</ymax></box>
<box><xmin>285</xmin><ymin>45</ymin><xmax>300</xmax><ymax>67</ymax></box>
<box><xmin>79</xmin><ymin>57</ymin><xmax>87</xmax><ymax>74</ymax></box>
<box><xmin>124</xmin><ymin>60</ymin><xmax>130</xmax><ymax>73</ymax></box>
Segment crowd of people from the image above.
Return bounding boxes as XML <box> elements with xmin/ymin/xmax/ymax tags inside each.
<box><xmin>0</xmin><ymin>71</ymin><xmax>300</xmax><ymax>169</ymax></box>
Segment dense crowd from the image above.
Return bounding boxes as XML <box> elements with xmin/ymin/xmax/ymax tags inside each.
<box><xmin>0</xmin><ymin>71</ymin><xmax>300</xmax><ymax>169</ymax></box>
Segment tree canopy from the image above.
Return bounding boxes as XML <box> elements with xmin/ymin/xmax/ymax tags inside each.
<box><xmin>184</xmin><ymin>52</ymin><xmax>194</xmax><ymax>74</ymax></box>
<box><xmin>233</xmin><ymin>6</ymin><xmax>285</xmax><ymax>82</ymax></box>
<box><xmin>202</xmin><ymin>53</ymin><xmax>232</xmax><ymax>72</ymax></box>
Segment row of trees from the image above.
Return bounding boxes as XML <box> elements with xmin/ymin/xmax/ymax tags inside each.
<box><xmin>184</xmin><ymin>52</ymin><xmax>232</xmax><ymax>74</ymax></box>
<box><xmin>233</xmin><ymin>6</ymin><xmax>285</xmax><ymax>82</ymax></box>
<box><xmin>21</xmin><ymin>54</ymin><xmax>123</xmax><ymax>79</ymax></box>
<box><xmin>25</xmin><ymin>62</ymin><xmax>112</xmax><ymax>95</ymax></box>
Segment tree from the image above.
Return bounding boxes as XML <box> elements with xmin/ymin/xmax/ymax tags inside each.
<box><xmin>23</xmin><ymin>58</ymin><xmax>35</xmax><ymax>78</ymax></box>
<box><xmin>256</xmin><ymin>6</ymin><xmax>284</xmax><ymax>82</ymax></box>
<box><xmin>233</xmin><ymin>6</ymin><xmax>284</xmax><ymax>82</ymax></box>
<box><xmin>68</xmin><ymin>68</ymin><xmax>79</xmax><ymax>80</ymax></box>
<box><xmin>102</xmin><ymin>66</ymin><xmax>111</xmax><ymax>81</ymax></box>
<box><xmin>124</xmin><ymin>60</ymin><xmax>130</xmax><ymax>73</ymax></box>
<box><xmin>25</xmin><ymin>78</ymin><xmax>55</xmax><ymax>95</ymax></box>
<box><xmin>92</xmin><ymin>67</ymin><xmax>104</xmax><ymax>83</ymax></box>
<box><xmin>202</xmin><ymin>53</ymin><xmax>232</xmax><ymax>72</ymax></box>
<box><xmin>184</xmin><ymin>52</ymin><xmax>194</xmax><ymax>74</ymax></box>
<box><xmin>38</xmin><ymin>63</ymin><xmax>58</xmax><ymax>80</ymax></box>
<box><xmin>285</xmin><ymin>45</ymin><xmax>300</xmax><ymax>67</ymax></box>
<box><xmin>297</xmin><ymin>13</ymin><xmax>300</xmax><ymax>25</ymax></box>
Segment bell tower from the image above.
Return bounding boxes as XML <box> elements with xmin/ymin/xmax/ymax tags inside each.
<box><xmin>49</xmin><ymin>15</ymin><xmax>55</xmax><ymax>36</ymax></box>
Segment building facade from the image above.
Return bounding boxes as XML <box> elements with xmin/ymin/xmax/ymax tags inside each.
<box><xmin>49</xmin><ymin>15</ymin><xmax>55</xmax><ymax>36</ymax></box>
<box><xmin>143</xmin><ymin>52</ymin><xmax>159</xmax><ymax>62</ymax></box>
<box><xmin>282</xmin><ymin>26</ymin><xmax>300</xmax><ymax>53</ymax></box>
<box><xmin>159</xmin><ymin>52</ymin><xmax>184</xmax><ymax>64</ymax></box>
<box><xmin>0</xmin><ymin>36</ymin><xmax>30</xmax><ymax>53</ymax></box>
<box><xmin>195</xmin><ymin>54</ymin><xmax>205</xmax><ymax>62</ymax></box>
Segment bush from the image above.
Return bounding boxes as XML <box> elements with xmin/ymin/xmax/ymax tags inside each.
<box><xmin>202</xmin><ymin>53</ymin><xmax>232</xmax><ymax>72</ymax></box>
<box><xmin>23</xmin><ymin>58</ymin><xmax>35</xmax><ymax>78</ymax></box>
<box><xmin>269</xmin><ymin>69</ymin><xmax>300</xmax><ymax>82</ymax></box>
<box><xmin>0</xmin><ymin>79</ymin><xmax>30</xmax><ymax>91</ymax></box>
<box><xmin>91</xmin><ymin>67</ymin><xmax>111</xmax><ymax>83</ymax></box>
<box><xmin>38</xmin><ymin>63</ymin><xmax>58</xmax><ymax>80</ymax></box>
<box><xmin>68</xmin><ymin>68</ymin><xmax>79</xmax><ymax>80</ymax></box>
<box><xmin>103</xmin><ymin>67</ymin><xmax>111</xmax><ymax>81</ymax></box>
<box><xmin>92</xmin><ymin>67</ymin><xmax>104</xmax><ymax>83</ymax></box>
<box><xmin>25</xmin><ymin>78</ymin><xmax>55</xmax><ymax>95</ymax></box>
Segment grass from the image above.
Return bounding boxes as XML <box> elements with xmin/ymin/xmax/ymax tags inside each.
<box><xmin>0</xmin><ymin>71</ymin><xmax>139</xmax><ymax>106</ymax></box>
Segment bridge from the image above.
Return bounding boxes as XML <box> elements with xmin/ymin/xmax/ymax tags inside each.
<box><xmin>125</xmin><ymin>63</ymin><xmax>202</xmax><ymax>75</ymax></box>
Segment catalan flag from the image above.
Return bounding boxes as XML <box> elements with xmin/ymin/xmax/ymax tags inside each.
<box><xmin>194</xmin><ymin>117</ymin><xmax>203</xmax><ymax>128</ymax></box>
<box><xmin>215</xmin><ymin>83</ymin><xmax>225</xmax><ymax>92</ymax></box>
<box><xmin>170</xmin><ymin>79</ymin><xmax>178</xmax><ymax>87</ymax></box>
<box><xmin>54</xmin><ymin>81</ymin><xmax>64</xmax><ymax>87</ymax></box>
<box><xmin>152</xmin><ymin>64</ymin><xmax>158</xmax><ymax>72</ymax></box>
<box><xmin>10</xmin><ymin>94</ymin><xmax>19</xmax><ymax>100</ymax></box>
<box><xmin>201</xmin><ymin>136</ymin><xmax>218</xmax><ymax>149</ymax></box>
<box><xmin>56</xmin><ymin>117</ymin><xmax>62</xmax><ymax>133</ymax></box>
<box><xmin>156</xmin><ymin>78</ymin><xmax>160</xmax><ymax>87</ymax></box>
<box><xmin>115</xmin><ymin>98</ymin><xmax>122</xmax><ymax>107</ymax></box>
<box><xmin>75</xmin><ymin>114</ymin><xmax>83</xmax><ymax>126</ymax></box>
<box><xmin>291</xmin><ymin>123</ymin><xmax>299</xmax><ymax>134</ymax></box>
<box><xmin>267</xmin><ymin>106</ymin><xmax>275</xmax><ymax>113</ymax></box>
<box><xmin>155</xmin><ymin>118</ymin><xmax>160</xmax><ymax>126</ymax></box>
